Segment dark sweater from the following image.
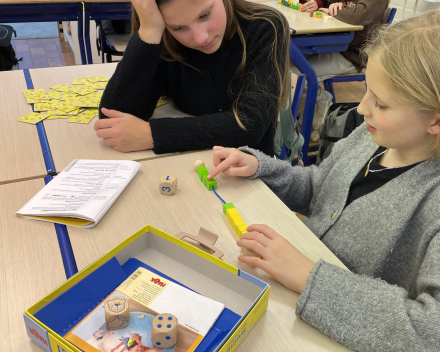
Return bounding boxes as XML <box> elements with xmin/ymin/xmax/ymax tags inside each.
<box><xmin>326</xmin><ymin>0</ymin><xmax>387</xmax><ymax>70</ymax></box>
<box><xmin>99</xmin><ymin>16</ymin><xmax>288</xmax><ymax>156</ymax></box>
<box><xmin>346</xmin><ymin>146</ymin><xmax>422</xmax><ymax>206</ymax></box>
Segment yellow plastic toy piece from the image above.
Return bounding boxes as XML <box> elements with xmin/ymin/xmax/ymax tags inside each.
<box><xmin>236</xmin><ymin>224</ymin><xmax>248</xmax><ymax>238</ymax></box>
<box><xmin>315</xmin><ymin>14</ymin><xmax>322</xmax><ymax>18</ymax></box>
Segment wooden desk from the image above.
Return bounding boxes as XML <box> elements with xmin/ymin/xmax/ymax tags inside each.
<box><xmin>66</xmin><ymin>149</ymin><xmax>350</xmax><ymax>351</ymax></box>
<box><xmin>29</xmin><ymin>64</ymin><xmax>187</xmax><ymax>173</ymax></box>
<box><xmin>0</xmin><ymin>70</ymin><xmax>47</xmax><ymax>185</ymax></box>
<box><xmin>0</xmin><ymin>179</ymin><xmax>66</xmax><ymax>352</ymax></box>
<box><xmin>261</xmin><ymin>1</ymin><xmax>363</xmax><ymax>34</ymax></box>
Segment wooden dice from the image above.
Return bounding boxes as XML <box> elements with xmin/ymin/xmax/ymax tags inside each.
<box><xmin>159</xmin><ymin>174</ymin><xmax>177</xmax><ymax>196</ymax></box>
<box><xmin>151</xmin><ymin>313</ymin><xmax>178</xmax><ymax>348</ymax></box>
<box><xmin>105</xmin><ymin>296</ymin><xmax>130</xmax><ymax>330</ymax></box>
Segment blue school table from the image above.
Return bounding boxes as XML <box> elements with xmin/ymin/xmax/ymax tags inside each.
<box><xmin>0</xmin><ymin>0</ymin><xmax>88</xmax><ymax>65</ymax></box>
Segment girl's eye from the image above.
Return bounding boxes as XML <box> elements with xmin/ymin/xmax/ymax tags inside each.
<box><xmin>200</xmin><ymin>10</ymin><xmax>211</xmax><ymax>19</ymax></box>
<box><xmin>374</xmin><ymin>100</ymin><xmax>387</xmax><ymax>110</ymax></box>
<box><xmin>171</xmin><ymin>27</ymin><xmax>183</xmax><ymax>32</ymax></box>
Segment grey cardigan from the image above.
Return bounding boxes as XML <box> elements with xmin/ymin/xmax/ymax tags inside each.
<box><xmin>240</xmin><ymin>123</ymin><xmax>440</xmax><ymax>352</ymax></box>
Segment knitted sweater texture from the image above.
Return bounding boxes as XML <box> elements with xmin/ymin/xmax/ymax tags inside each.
<box><xmin>99</xmin><ymin>16</ymin><xmax>288</xmax><ymax>156</ymax></box>
<box><xmin>240</xmin><ymin>123</ymin><xmax>440</xmax><ymax>352</ymax></box>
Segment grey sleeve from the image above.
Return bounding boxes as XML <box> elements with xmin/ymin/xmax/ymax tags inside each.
<box><xmin>238</xmin><ymin>132</ymin><xmax>347</xmax><ymax>216</ymax></box>
<box><xmin>296</xmin><ymin>234</ymin><xmax>440</xmax><ymax>352</ymax></box>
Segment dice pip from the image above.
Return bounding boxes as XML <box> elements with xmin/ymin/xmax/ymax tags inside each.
<box><xmin>151</xmin><ymin>313</ymin><xmax>178</xmax><ymax>348</ymax></box>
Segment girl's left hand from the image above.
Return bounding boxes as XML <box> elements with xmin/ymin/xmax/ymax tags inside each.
<box><xmin>301</xmin><ymin>0</ymin><xmax>319</xmax><ymax>12</ymax></box>
<box><xmin>237</xmin><ymin>224</ymin><xmax>316</xmax><ymax>293</ymax></box>
<box><xmin>94</xmin><ymin>108</ymin><xmax>154</xmax><ymax>152</ymax></box>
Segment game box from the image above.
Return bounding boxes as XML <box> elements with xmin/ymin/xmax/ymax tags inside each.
<box><xmin>24</xmin><ymin>225</ymin><xmax>270</xmax><ymax>352</ymax></box>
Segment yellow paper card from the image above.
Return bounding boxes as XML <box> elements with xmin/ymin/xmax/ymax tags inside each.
<box><xmin>72</xmin><ymin>78</ymin><xmax>90</xmax><ymax>85</ymax></box>
<box><xmin>18</xmin><ymin>112</ymin><xmax>48</xmax><ymax>124</ymax></box>
<box><xmin>156</xmin><ymin>99</ymin><xmax>168</xmax><ymax>108</ymax></box>
<box><xmin>50</xmin><ymin>84</ymin><xmax>71</xmax><ymax>92</ymax></box>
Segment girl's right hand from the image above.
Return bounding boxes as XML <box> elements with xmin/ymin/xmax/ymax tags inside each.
<box><xmin>328</xmin><ymin>2</ymin><xmax>345</xmax><ymax>16</ymax></box>
<box><xmin>208</xmin><ymin>146</ymin><xmax>259</xmax><ymax>179</ymax></box>
<box><xmin>132</xmin><ymin>0</ymin><xmax>165</xmax><ymax>43</ymax></box>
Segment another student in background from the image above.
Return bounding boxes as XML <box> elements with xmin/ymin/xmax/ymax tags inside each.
<box><xmin>208</xmin><ymin>10</ymin><xmax>440</xmax><ymax>351</ymax></box>
<box><xmin>94</xmin><ymin>0</ymin><xmax>290</xmax><ymax>156</ymax></box>
<box><xmin>312</xmin><ymin>0</ymin><xmax>388</xmax><ymax>80</ymax></box>
<box><xmin>299</xmin><ymin>0</ymin><xmax>324</xmax><ymax>13</ymax></box>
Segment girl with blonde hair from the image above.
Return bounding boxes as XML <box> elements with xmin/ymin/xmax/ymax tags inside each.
<box><xmin>208</xmin><ymin>9</ymin><xmax>440</xmax><ymax>351</ymax></box>
<box><xmin>94</xmin><ymin>0</ymin><xmax>290</xmax><ymax>155</ymax></box>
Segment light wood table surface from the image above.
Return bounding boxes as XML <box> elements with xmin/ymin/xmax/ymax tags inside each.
<box><xmin>262</xmin><ymin>1</ymin><xmax>364</xmax><ymax>34</ymax></box>
<box><xmin>29</xmin><ymin>63</ymin><xmax>188</xmax><ymax>173</ymax></box>
<box><xmin>0</xmin><ymin>70</ymin><xmax>47</xmax><ymax>185</ymax></box>
<box><xmin>0</xmin><ymin>179</ymin><xmax>66</xmax><ymax>352</ymax></box>
<box><xmin>67</xmin><ymin>149</ymin><xmax>350</xmax><ymax>352</ymax></box>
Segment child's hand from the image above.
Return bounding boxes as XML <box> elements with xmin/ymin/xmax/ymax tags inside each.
<box><xmin>208</xmin><ymin>146</ymin><xmax>259</xmax><ymax>179</ymax></box>
<box><xmin>94</xmin><ymin>108</ymin><xmax>154</xmax><ymax>152</ymax></box>
<box><xmin>301</xmin><ymin>0</ymin><xmax>319</xmax><ymax>12</ymax></box>
<box><xmin>328</xmin><ymin>2</ymin><xmax>345</xmax><ymax>16</ymax></box>
<box><xmin>237</xmin><ymin>224</ymin><xmax>316</xmax><ymax>293</ymax></box>
<box><xmin>132</xmin><ymin>0</ymin><xmax>165</xmax><ymax>43</ymax></box>
<box><xmin>346</xmin><ymin>1</ymin><xmax>356</xmax><ymax>7</ymax></box>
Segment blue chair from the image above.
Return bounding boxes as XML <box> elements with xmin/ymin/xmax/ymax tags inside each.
<box><xmin>277</xmin><ymin>73</ymin><xmax>306</xmax><ymax>163</ymax></box>
<box><xmin>323</xmin><ymin>7</ymin><xmax>397</xmax><ymax>104</ymax></box>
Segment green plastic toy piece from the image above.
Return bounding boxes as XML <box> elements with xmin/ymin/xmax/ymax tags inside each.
<box><xmin>204</xmin><ymin>177</ymin><xmax>217</xmax><ymax>191</ymax></box>
<box><xmin>223</xmin><ymin>202</ymin><xmax>235</xmax><ymax>215</ymax></box>
<box><xmin>316</xmin><ymin>12</ymin><xmax>322</xmax><ymax>15</ymax></box>
<box><xmin>197</xmin><ymin>166</ymin><xmax>209</xmax><ymax>181</ymax></box>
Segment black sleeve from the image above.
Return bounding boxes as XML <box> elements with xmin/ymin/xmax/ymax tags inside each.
<box><xmin>148</xmin><ymin>17</ymin><xmax>288</xmax><ymax>154</ymax></box>
<box><xmin>98</xmin><ymin>33</ymin><xmax>167</xmax><ymax>121</ymax></box>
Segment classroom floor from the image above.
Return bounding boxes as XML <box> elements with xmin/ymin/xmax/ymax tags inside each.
<box><xmin>11</xmin><ymin>38</ymin><xmax>75</xmax><ymax>69</ymax></box>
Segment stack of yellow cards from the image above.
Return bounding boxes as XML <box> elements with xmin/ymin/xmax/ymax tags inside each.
<box><xmin>19</xmin><ymin>76</ymin><xmax>109</xmax><ymax>125</ymax></box>
<box><xmin>19</xmin><ymin>76</ymin><xmax>168</xmax><ymax>125</ymax></box>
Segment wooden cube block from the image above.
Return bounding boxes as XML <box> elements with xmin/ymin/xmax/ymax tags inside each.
<box><xmin>104</xmin><ymin>296</ymin><xmax>130</xmax><ymax>330</ymax></box>
<box><xmin>151</xmin><ymin>313</ymin><xmax>178</xmax><ymax>348</ymax></box>
<box><xmin>160</xmin><ymin>174</ymin><xmax>177</xmax><ymax>196</ymax></box>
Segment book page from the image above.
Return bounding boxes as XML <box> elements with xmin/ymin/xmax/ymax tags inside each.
<box><xmin>65</xmin><ymin>268</ymin><xmax>224</xmax><ymax>352</ymax></box>
<box><xmin>16</xmin><ymin>159</ymin><xmax>140</xmax><ymax>224</ymax></box>
<box><xmin>118</xmin><ymin>268</ymin><xmax>224</xmax><ymax>336</ymax></box>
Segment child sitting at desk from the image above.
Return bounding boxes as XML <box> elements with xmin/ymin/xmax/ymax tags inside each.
<box><xmin>208</xmin><ymin>10</ymin><xmax>440</xmax><ymax>351</ymax></box>
<box><xmin>297</xmin><ymin>0</ymin><xmax>388</xmax><ymax>82</ymax></box>
<box><xmin>94</xmin><ymin>0</ymin><xmax>290</xmax><ymax>156</ymax></box>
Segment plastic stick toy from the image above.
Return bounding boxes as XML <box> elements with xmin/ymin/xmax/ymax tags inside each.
<box><xmin>194</xmin><ymin>161</ymin><xmax>260</xmax><ymax>257</ymax></box>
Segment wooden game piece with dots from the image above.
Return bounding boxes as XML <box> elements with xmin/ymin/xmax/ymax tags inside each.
<box><xmin>193</xmin><ymin>160</ymin><xmax>205</xmax><ymax>171</ymax></box>
<box><xmin>160</xmin><ymin>174</ymin><xmax>177</xmax><ymax>196</ymax></box>
<box><xmin>151</xmin><ymin>313</ymin><xmax>178</xmax><ymax>348</ymax></box>
<box><xmin>104</xmin><ymin>296</ymin><xmax>130</xmax><ymax>330</ymax></box>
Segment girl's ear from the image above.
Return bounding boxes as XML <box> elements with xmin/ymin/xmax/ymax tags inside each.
<box><xmin>427</xmin><ymin>114</ymin><xmax>440</xmax><ymax>135</ymax></box>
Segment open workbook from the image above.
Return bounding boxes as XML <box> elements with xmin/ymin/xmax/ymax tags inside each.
<box><xmin>65</xmin><ymin>267</ymin><xmax>225</xmax><ymax>352</ymax></box>
<box><xmin>16</xmin><ymin>159</ymin><xmax>141</xmax><ymax>228</ymax></box>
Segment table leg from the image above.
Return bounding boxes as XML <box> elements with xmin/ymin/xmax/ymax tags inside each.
<box><xmin>84</xmin><ymin>3</ymin><xmax>94</xmax><ymax>64</ymax></box>
<box><xmin>289</xmin><ymin>42</ymin><xmax>318</xmax><ymax>165</ymax></box>
<box><xmin>77</xmin><ymin>2</ymin><xmax>87</xmax><ymax>65</ymax></box>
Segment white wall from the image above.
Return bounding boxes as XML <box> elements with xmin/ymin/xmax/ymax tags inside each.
<box><xmin>389</xmin><ymin>0</ymin><xmax>440</xmax><ymax>21</ymax></box>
